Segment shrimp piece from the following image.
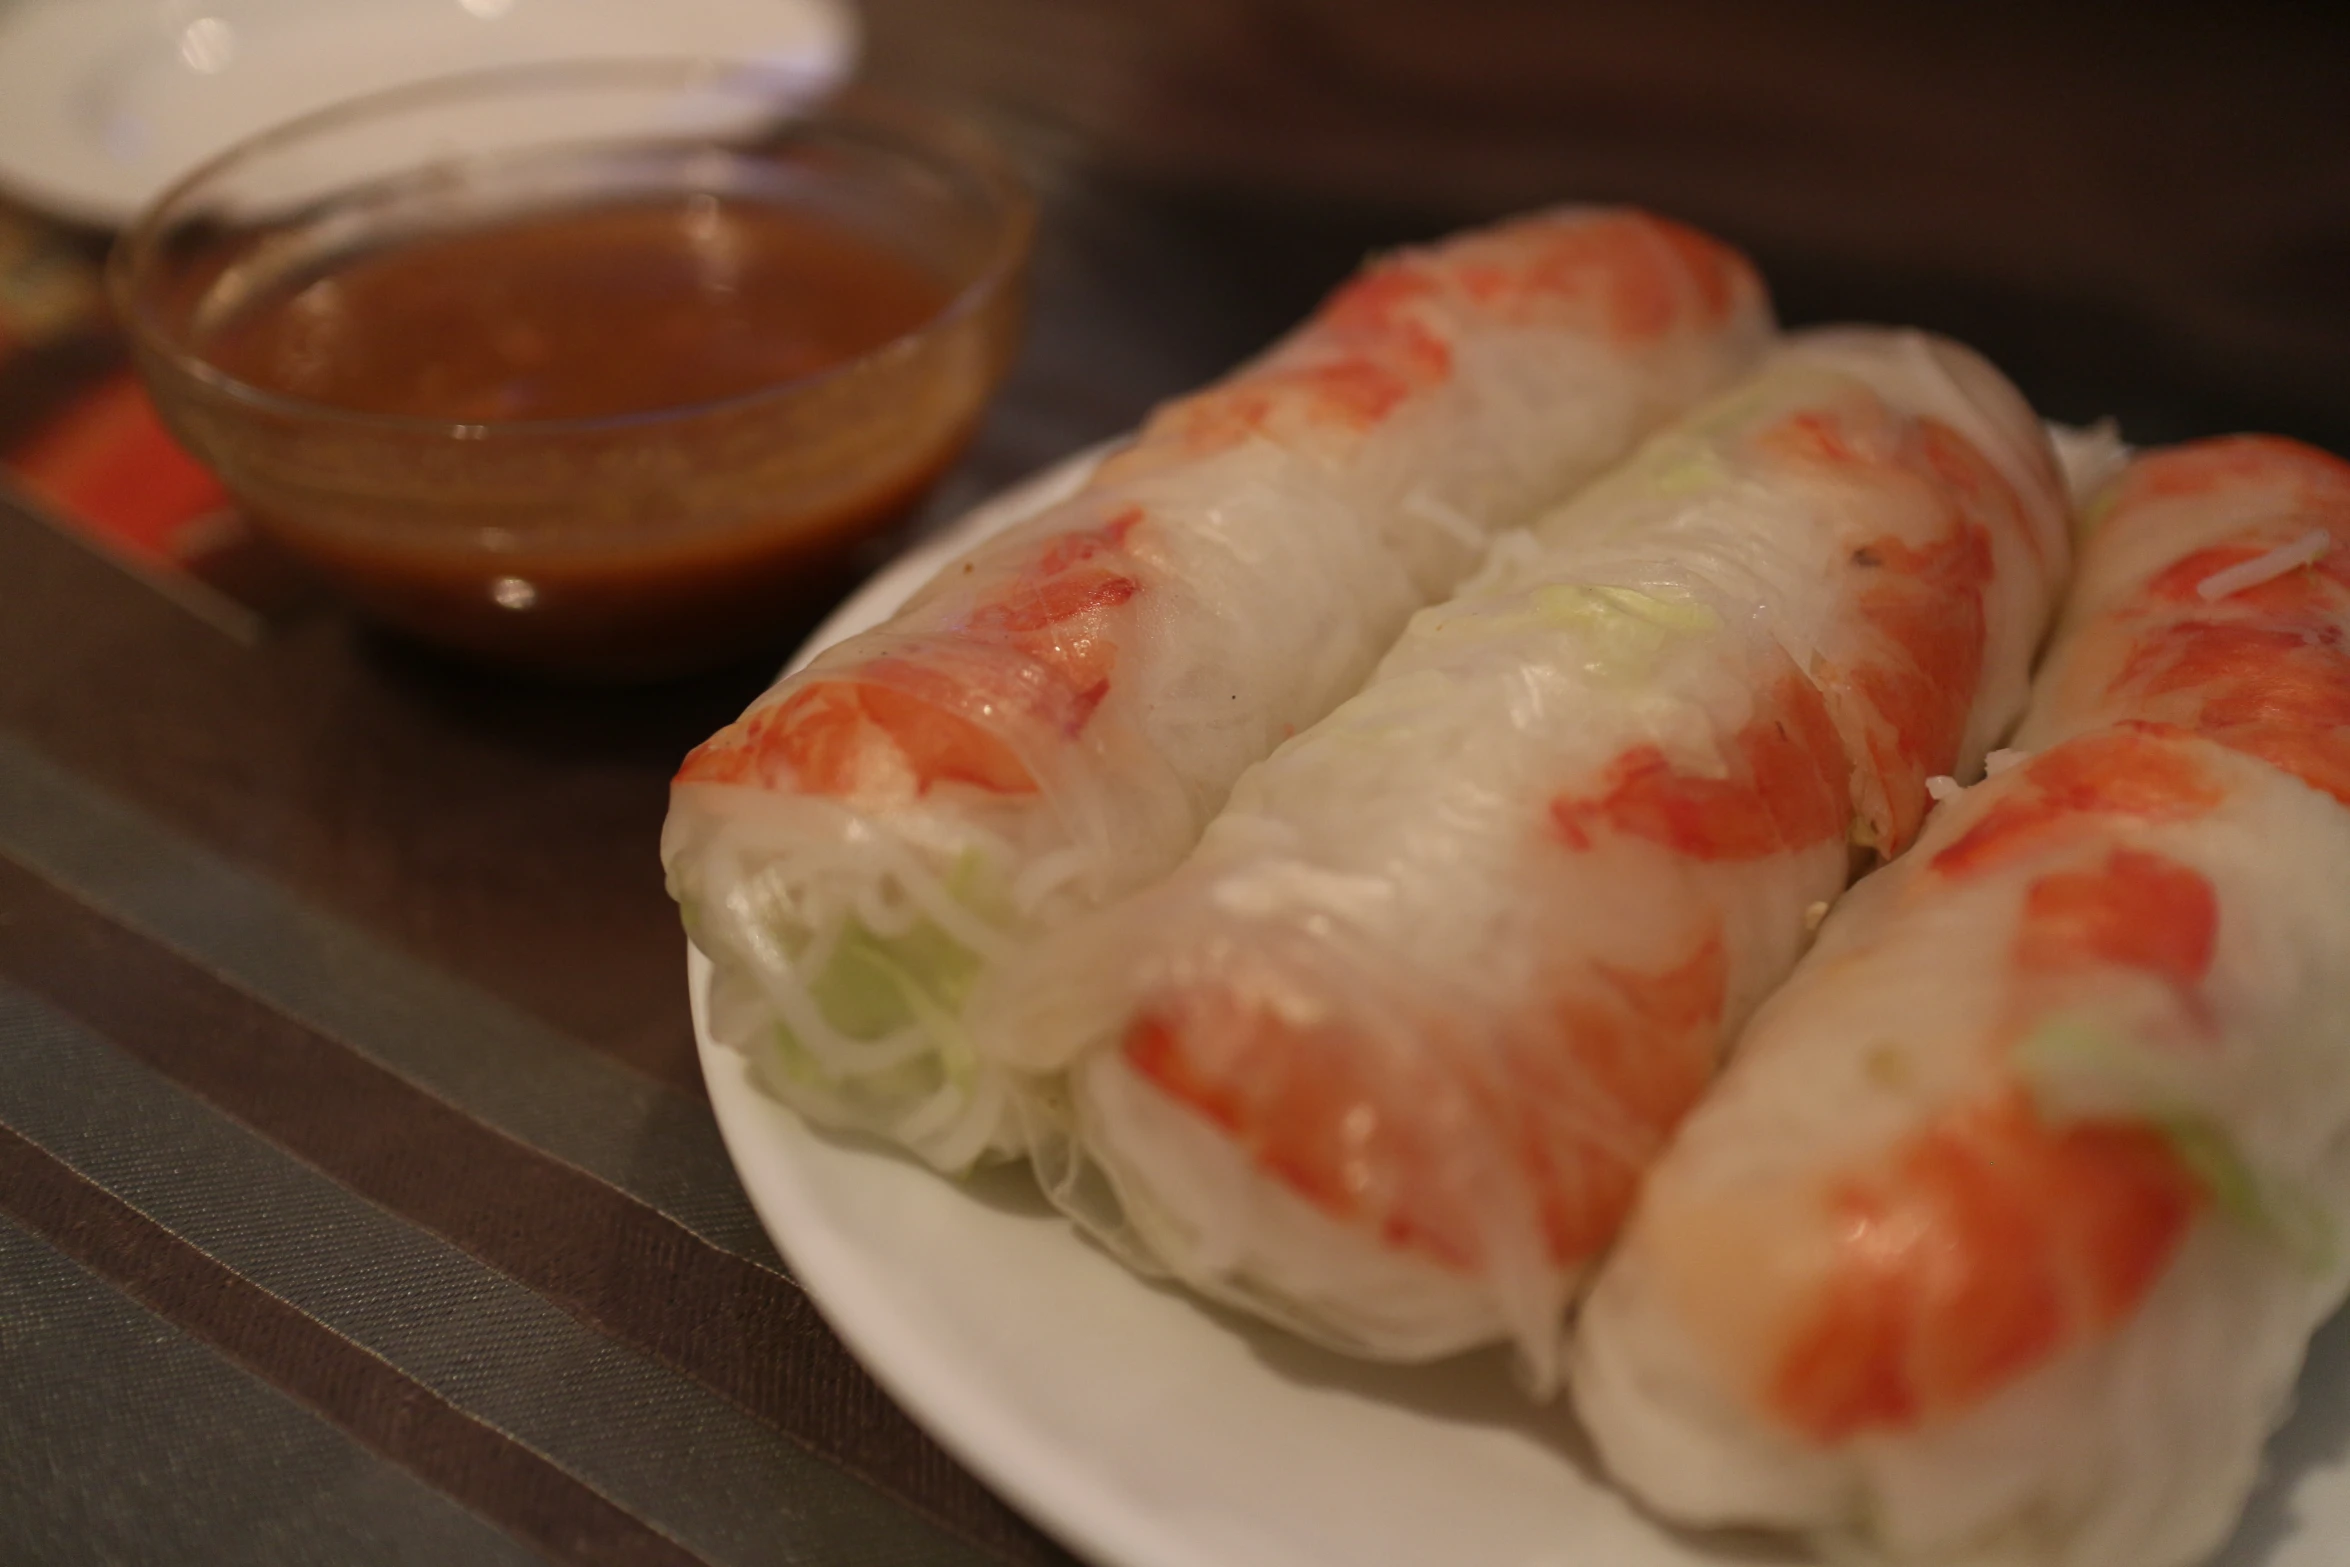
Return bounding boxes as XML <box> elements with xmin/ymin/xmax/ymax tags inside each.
<box><xmin>1123</xmin><ymin>919</ymin><xmax>1732</xmax><ymax>1274</ymax></box>
<box><xmin>1549</xmin><ymin>669</ymin><xmax>1853</xmax><ymax>857</ymax></box>
<box><xmin>1765</xmin><ymin>841</ymin><xmax>2219</xmax><ymax>1445</ymax></box>
<box><xmin>1124</xmin><ymin>211</ymin><xmax>1758</xmax><ymax>471</ymax></box>
<box><xmin>1769</xmin><ymin>1088</ymin><xmax>2203</xmax><ymax>1444</ymax></box>
<box><xmin>2023</xmin><ymin>436</ymin><xmax>2350</xmax><ymax>801</ymax></box>
<box><xmin>1748</xmin><ymin>397</ymin><xmax>2020</xmax><ymax>854</ymax></box>
<box><xmin>677</xmin><ymin>508</ymin><xmax>1145</xmax><ymax>799</ymax></box>
<box><xmin>1926</xmin><ymin>721</ymin><xmax>2226</xmax><ymax>880</ymax></box>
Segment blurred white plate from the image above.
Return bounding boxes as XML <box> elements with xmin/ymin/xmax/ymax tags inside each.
<box><xmin>0</xmin><ymin>0</ymin><xmax>856</xmax><ymax>226</ymax></box>
<box><xmin>690</xmin><ymin>446</ymin><xmax>2350</xmax><ymax>1567</ymax></box>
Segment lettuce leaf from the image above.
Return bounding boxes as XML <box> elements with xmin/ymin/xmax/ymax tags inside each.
<box><xmin>2017</xmin><ymin>1015</ymin><xmax>2334</xmax><ymax>1270</ymax></box>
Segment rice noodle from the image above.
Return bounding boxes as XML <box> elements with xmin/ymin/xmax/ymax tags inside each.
<box><xmin>2196</xmin><ymin>527</ymin><xmax>2331</xmax><ymax>600</ymax></box>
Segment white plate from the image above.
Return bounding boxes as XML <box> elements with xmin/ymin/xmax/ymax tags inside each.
<box><xmin>690</xmin><ymin>449</ymin><xmax>2350</xmax><ymax>1567</ymax></box>
<box><xmin>0</xmin><ymin>0</ymin><xmax>855</xmax><ymax>225</ymax></box>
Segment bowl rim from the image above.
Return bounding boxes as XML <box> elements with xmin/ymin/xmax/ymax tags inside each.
<box><xmin>105</xmin><ymin>60</ymin><xmax>1036</xmax><ymax>439</ymax></box>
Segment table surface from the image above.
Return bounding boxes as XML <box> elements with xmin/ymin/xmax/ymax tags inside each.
<box><xmin>2</xmin><ymin>2</ymin><xmax>2347</xmax><ymax>1564</ymax></box>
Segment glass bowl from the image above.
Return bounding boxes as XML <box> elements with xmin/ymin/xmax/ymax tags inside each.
<box><xmin>109</xmin><ymin>62</ymin><xmax>1033</xmax><ymax>679</ymax></box>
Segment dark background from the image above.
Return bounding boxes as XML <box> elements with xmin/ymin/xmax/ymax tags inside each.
<box><xmin>864</xmin><ymin>0</ymin><xmax>2350</xmax><ymax>492</ymax></box>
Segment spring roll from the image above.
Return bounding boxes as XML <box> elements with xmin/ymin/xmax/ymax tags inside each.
<box><xmin>1572</xmin><ymin>436</ymin><xmax>2350</xmax><ymax>1566</ymax></box>
<box><xmin>664</xmin><ymin>209</ymin><xmax>1770</xmax><ymax>1171</ymax></box>
<box><xmin>991</xmin><ymin>329</ymin><xmax>2067</xmax><ymax>1382</ymax></box>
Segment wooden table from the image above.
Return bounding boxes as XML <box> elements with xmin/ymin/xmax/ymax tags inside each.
<box><xmin>1</xmin><ymin>3</ymin><xmax>2344</xmax><ymax>1563</ymax></box>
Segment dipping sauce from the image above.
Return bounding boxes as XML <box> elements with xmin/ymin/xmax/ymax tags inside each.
<box><xmin>201</xmin><ymin>198</ymin><xmax>954</xmax><ymax>422</ymax></box>
<box><xmin>139</xmin><ymin>187</ymin><xmax>1023</xmax><ymax>678</ymax></box>
<box><xmin>118</xmin><ymin>74</ymin><xmax>1031</xmax><ymax>680</ymax></box>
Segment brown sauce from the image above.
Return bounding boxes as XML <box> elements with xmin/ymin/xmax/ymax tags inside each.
<box><xmin>201</xmin><ymin>197</ymin><xmax>953</xmax><ymax>421</ymax></box>
<box><xmin>177</xmin><ymin>196</ymin><xmax>1013</xmax><ymax>678</ymax></box>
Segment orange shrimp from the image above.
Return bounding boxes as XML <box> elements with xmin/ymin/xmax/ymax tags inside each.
<box><xmin>2054</xmin><ymin>437</ymin><xmax>2350</xmax><ymax>805</ymax></box>
<box><xmin>2107</xmin><ymin>433</ymin><xmax>2350</xmax><ymax>510</ymax></box>
<box><xmin>2015</xmin><ymin>846</ymin><xmax>2219</xmax><ymax>990</ymax></box>
<box><xmin>1119</xmin><ymin>674</ymin><xmax>1850</xmax><ymax>1276</ymax></box>
<box><xmin>1151</xmin><ymin>210</ymin><xmax>1758</xmax><ymax>460</ymax></box>
<box><xmin>1767</xmin><ymin>838</ymin><xmax>2217</xmax><ymax>1441</ymax></box>
<box><xmin>676</xmin><ymin>672</ymin><xmax>1027</xmax><ymax>796</ymax></box>
<box><xmin>1752</xmin><ymin>402</ymin><xmax>2028</xmax><ymax>855</ymax></box>
<box><xmin>677</xmin><ymin>508</ymin><xmax>1144</xmax><ymax>798</ymax></box>
<box><xmin>1115</xmin><ymin>665</ymin><xmax>1843</xmax><ymax>1277</ymax></box>
<box><xmin>1456</xmin><ymin>210</ymin><xmax>1752</xmax><ymax>340</ymax></box>
<box><xmin>1509</xmin><ymin>928</ymin><xmax>1730</xmax><ymax>1262</ymax></box>
<box><xmin>1930</xmin><ymin>722</ymin><xmax>2227</xmax><ymax>880</ymax></box>
<box><xmin>1770</xmin><ymin>1089</ymin><xmax>2203</xmax><ymax>1441</ymax></box>
<box><xmin>2114</xmin><ymin>621</ymin><xmax>2350</xmax><ymax>804</ymax></box>
<box><xmin>1549</xmin><ymin>673</ymin><xmax>1851</xmax><ymax>860</ymax></box>
<box><xmin>1122</xmin><ymin>921</ymin><xmax>1729</xmax><ymax>1272</ymax></box>
<box><xmin>1843</xmin><ymin>518</ymin><xmax>1997</xmax><ymax>849</ymax></box>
